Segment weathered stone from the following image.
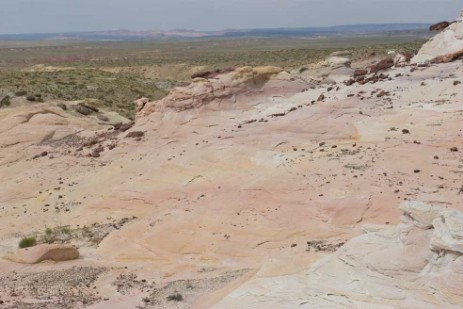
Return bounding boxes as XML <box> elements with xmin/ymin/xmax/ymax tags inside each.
<box><xmin>73</xmin><ymin>104</ymin><xmax>94</xmax><ymax>116</ymax></box>
<box><xmin>6</xmin><ymin>244</ymin><xmax>79</xmax><ymax>264</ymax></box>
<box><xmin>353</xmin><ymin>69</ymin><xmax>368</xmax><ymax>77</ymax></box>
<box><xmin>369</xmin><ymin>58</ymin><xmax>394</xmax><ymax>73</ymax></box>
<box><xmin>215</xmin><ymin>202</ymin><xmax>463</xmax><ymax>308</ymax></box>
<box><xmin>126</xmin><ymin>131</ymin><xmax>145</xmax><ymax>138</ymax></box>
<box><xmin>431</xmin><ymin>210</ymin><xmax>463</xmax><ymax>254</ymax></box>
<box><xmin>430</xmin><ymin>21</ymin><xmax>451</xmax><ymax>32</ymax></box>
<box><xmin>399</xmin><ymin>200</ymin><xmax>447</xmax><ymax>229</ymax></box>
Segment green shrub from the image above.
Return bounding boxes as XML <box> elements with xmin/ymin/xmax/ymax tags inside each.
<box><xmin>18</xmin><ymin>236</ymin><xmax>37</xmax><ymax>248</ymax></box>
<box><xmin>43</xmin><ymin>227</ymin><xmax>56</xmax><ymax>244</ymax></box>
<box><xmin>15</xmin><ymin>90</ymin><xmax>27</xmax><ymax>96</ymax></box>
<box><xmin>167</xmin><ymin>293</ymin><xmax>183</xmax><ymax>302</ymax></box>
<box><xmin>0</xmin><ymin>96</ymin><xmax>11</xmax><ymax>108</ymax></box>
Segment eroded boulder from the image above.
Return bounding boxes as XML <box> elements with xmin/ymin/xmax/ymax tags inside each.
<box><xmin>6</xmin><ymin>244</ymin><xmax>80</xmax><ymax>264</ymax></box>
<box><xmin>430</xmin><ymin>21</ymin><xmax>451</xmax><ymax>32</ymax></box>
<box><xmin>369</xmin><ymin>58</ymin><xmax>394</xmax><ymax>73</ymax></box>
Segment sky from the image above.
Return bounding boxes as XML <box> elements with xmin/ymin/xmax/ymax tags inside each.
<box><xmin>0</xmin><ymin>0</ymin><xmax>461</xmax><ymax>34</ymax></box>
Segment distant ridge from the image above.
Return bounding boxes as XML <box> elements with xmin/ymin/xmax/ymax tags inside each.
<box><xmin>0</xmin><ymin>24</ymin><xmax>429</xmax><ymax>41</ymax></box>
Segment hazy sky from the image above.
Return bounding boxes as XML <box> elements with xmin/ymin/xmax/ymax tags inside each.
<box><xmin>0</xmin><ymin>0</ymin><xmax>461</xmax><ymax>34</ymax></box>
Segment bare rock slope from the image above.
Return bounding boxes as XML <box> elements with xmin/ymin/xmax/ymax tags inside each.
<box><xmin>215</xmin><ymin>201</ymin><xmax>463</xmax><ymax>308</ymax></box>
<box><xmin>0</xmin><ymin>14</ymin><xmax>462</xmax><ymax>308</ymax></box>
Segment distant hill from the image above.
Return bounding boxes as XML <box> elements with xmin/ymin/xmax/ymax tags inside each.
<box><xmin>216</xmin><ymin>24</ymin><xmax>430</xmax><ymax>38</ymax></box>
<box><xmin>0</xmin><ymin>24</ymin><xmax>430</xmax><ymax>41</ymax></box>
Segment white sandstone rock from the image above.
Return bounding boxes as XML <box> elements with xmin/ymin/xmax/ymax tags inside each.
<box><xmin>413</xmin><ymin>10</ymin><xmax>463</xmax><ymax>62</ymax></box>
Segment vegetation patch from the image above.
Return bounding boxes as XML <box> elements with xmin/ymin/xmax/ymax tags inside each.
<box><xmin>18</xmin><ymin>236</ymin><xmax>37</xmax><ymax>248</ymax></box>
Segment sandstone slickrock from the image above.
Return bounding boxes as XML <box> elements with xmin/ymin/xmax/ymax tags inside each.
<box><xmin>0</xmin><ymin>18</ymin><xmax>463</xmax><ymax>307</ymax></box>
<box><xmin>138</xmin><ymin>66</ymin><xmax>307</xmax><ymax>115</ymax></box>
<box><xmin>213</xmin><ymin>202</ymin><xmax>463</xmax><ymax>308</ymax></box>
<box><xmin>5</xmin><ymin>244</ymin><xmax>79</xmax><ymax>264</ymax></box>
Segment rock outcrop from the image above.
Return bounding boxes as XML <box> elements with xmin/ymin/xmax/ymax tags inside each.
<box><xmin>5</xmin><ymin>244</ymin><xmax>79</xmax><ymax>264</ymax></box>
<box><xmin>301</xmin><ymin>201</ymin><xmax>463</xmax><ymax>308</ymax></box>
<box><xmin>430</xmin><ymin>49</ymin><xmax>463</xmax><ymax>63</ymax></box>
<box><xmin>326</xmin><ymin>51</ymin><xmax>352</xmax><ymax>68</ymax></box>
<box><xmin>138</xmin><ymin>66</ymin><xmax>311</xmax><ymax>116</ymax></box>
<box><xmin>413</xmin><ymin>10</ymin><xmax>463</xmax><ymax>62</ymax></box>
<box><xmin>213</xmin><ymin>202</ymin><xmax>463</xmax><ymax>308</ymax></box>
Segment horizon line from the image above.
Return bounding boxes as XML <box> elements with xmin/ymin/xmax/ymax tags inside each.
<box><xmin>0</xmin><ymin>22</ymin><xmax>433</xmax><ymax>36</ymax></box>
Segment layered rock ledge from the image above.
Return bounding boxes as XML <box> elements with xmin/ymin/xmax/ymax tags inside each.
<box><xmin>214</xmin><ymin>201</ymin><xmax>463</xmax><ymax>308</ymax></box>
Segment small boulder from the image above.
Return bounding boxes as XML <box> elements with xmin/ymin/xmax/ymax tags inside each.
<box><xmin>6</xmin><ymin>244</ymin><xmax>79</xmax><ymax>264</ymax></box>
<box><xmin>126</xmin><ymin>131</ymin><xmax>145</xmax><ymax>138</ymax></box>
<box><xmin>369</xmin><ymin>58</ymin><xmax>394</xmax><ymax>73</ymax></box>
<box><xmin>73</xmin><ymin>104</ymin><xmax>94</xmax><ymax>116</ymax></box>
<box><xmin>353</xmin><ymin>69</ymin><xmax>368</xmax><ymax>78</ymax></box>
<box><xmin>191</xmin><ymin>71</ymin><xmax>212</xmax><ymax>79</ymax></box>
<box><xmin>430</xmin><ymin>21</ymin><xmax>451</xmax><ymax>32</ymax></box>
<box><xmin>114</xmin><ymin>122</ymin><xmax>134</xmax><ymax>132</ymax></box>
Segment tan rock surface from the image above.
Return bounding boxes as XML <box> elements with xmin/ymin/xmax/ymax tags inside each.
<box><xmin>0</xmin><ymin>33</ymin><xmax>462</xmax><ymax>307</ymax></box>
<box><xmin>214</xmin><ymin>202</ymin><xmax>463</xmax><ymax>308</ymax></box>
